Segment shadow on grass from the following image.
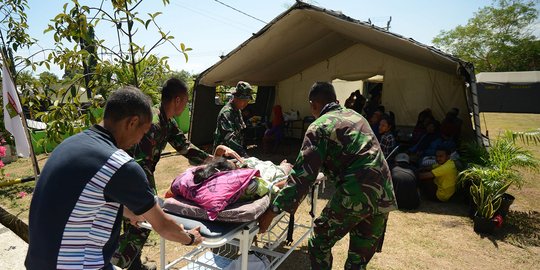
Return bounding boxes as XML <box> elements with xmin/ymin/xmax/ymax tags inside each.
<box><xmin>479</xmin><ymin>210</ymin><xmax>540</xmax><ymax>248</ymax></box>
<box><xmin>0</xmin><ymin>181</ymin><xmax>34</xmax><ymax>211</ymax></box>
<box><xmin>407</xmin><ymin>198</ymin><xmax>470</xmax><ymax>217</ymax></box>
<box><xmin>273</xmin><ymin>244</ymin><xmax>311</xmax><ymax>270</ymax></box>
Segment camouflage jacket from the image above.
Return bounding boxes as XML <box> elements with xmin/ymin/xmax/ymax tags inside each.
<box><xmin>129</xmin><ymin>104</ymin><xmax>210</xmax><ymax>176</ymax></box>
<box><xmin>273</xmin><ymin>102</ymin><xmax>397</xmax><ymax>214</ymax></box>
<box><xmin>213</xmin><ymin>100</ymin><xmax>247</xmax><ymax>156</ymax></box>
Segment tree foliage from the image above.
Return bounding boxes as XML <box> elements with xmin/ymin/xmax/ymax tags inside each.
<box><xmin>45</xmin><ymin>0</ymin><xmax>191</xmax><ymax>99</ymax></box>
<box><xmin>0</xmin><ymin>0</ymin><xmax>35</xmax><ymax>68</ymax></box>
<box><xmin>2</xmin><ymin>0</ymin><xmax>193</xmax><ymax>153</ymax></box>
<box><xmin>29</xmin><ymin>0</ymin><xmax>192</xmax><ymax>149</ymax></box>
<box><xmin>433</xmin><ymin>0</ymin><xmax>539</xmax><ymax>72</ymax></box>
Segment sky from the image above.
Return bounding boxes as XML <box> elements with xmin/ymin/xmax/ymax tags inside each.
<box><xmin>19</xmin><ymin>0</ymin><xmax>540</xmax><ymax>76</ymax></box>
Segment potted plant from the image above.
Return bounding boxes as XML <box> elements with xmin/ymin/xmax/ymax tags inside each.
<box><xmin>486</xmin><ymin>133</ymin><xmax>538</xmax><ymax>215</ymax></box>
<box><xmin>459</xmin><ymin>132</ymin><xmax>539</xmax><ymax>228</ymax></box>
<box><xmin>457</xmin><ymin>140</ymin><xmax>490</xmax><ymax>214</ymax></box>
<box><xmin>469</xmin><ymin>180</ymin><xmax>509</xmax><ymax>234</ymax></box>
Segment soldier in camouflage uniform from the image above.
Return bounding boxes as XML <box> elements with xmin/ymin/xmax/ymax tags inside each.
<box><xmin>213</xmin><ymin>81</ymin><xmax>253</xmax><ymax>157</ymax></box>
<box><xmin>112</xmin><ymin>78</ymin><xmax>242</xmax><ymax>270</ymax></box>
<box><xmin>258</xmin><ymin>82</ymin><xmax>397</xmax><ymax>270</ymax></box>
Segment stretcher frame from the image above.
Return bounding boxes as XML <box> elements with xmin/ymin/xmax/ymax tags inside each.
<box><xmin>141</xmin><ymin>184</ymin><xmax>320</xmax><ymax>270</ymax></box>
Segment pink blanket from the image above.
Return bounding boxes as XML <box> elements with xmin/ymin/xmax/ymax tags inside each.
<box><xmin>170</xmin><ymin>167</ymin><xmax>259</xmax><ymax>220</ymax></box>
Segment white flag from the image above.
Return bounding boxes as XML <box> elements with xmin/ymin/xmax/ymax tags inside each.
<box><xmin>2</xmin><ymin>64</ymin><xmax>30</xmax><ymax>157</ymax></box>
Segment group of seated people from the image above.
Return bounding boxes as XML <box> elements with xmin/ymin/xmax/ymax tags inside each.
<box><xmin>344</xmin><ymin>89</ymin><xmax>398</xmax><ymax>158</ymax></box>
<box><xmin>389</xmin><ymin>107</ymin><xmax>464</xmax><ymax>210</ymax></box>
<box><xmin>409</xmin><ymin>108</ymin><xmax>462</xmax><ymax>166</ymax></box>
<box><xmin>342</xmin><ymin>89</ymin><xmax>464</xmax><ymax>210</ymax></box>
<box><xmin>390</xmin><ymin>146</ymin><xmax>459</xmax><ymax>210</ymax></box>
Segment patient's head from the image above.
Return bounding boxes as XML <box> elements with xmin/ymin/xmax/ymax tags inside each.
<box><xmin>193</xmin><ymin>157</ymin><xmax>236</xmax><ymax>184</ymax></box>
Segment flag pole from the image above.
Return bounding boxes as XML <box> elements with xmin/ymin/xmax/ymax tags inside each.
<box><xmin>1</xmin><ymin>52</ymin><xmax>40</xmax><ymax>180</ymax></box>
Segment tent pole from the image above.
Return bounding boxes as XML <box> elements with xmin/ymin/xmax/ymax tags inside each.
<box><xmin>465</xmin><ymin>66</ymin><xmax>483</xmax><ymax>146</ymax></box>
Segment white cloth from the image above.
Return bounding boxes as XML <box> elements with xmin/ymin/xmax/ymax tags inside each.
<box><xmin>243</xmin><ymin>157</ymin><xmax>288</xmax><ymax>182</ymax></box>
<box><xmin>2</xmin><ymin>64</ymin><xmax>30</xmax><ymax>157</ymax></box>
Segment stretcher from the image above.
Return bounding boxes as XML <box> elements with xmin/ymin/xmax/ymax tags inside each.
<box><xmin>140</xmin><ymin>183</ymin><xmax>320</xmax><ymax>270</ymax></box>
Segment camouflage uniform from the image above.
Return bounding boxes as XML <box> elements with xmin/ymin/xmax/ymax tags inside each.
<box><xmin>272</xmin><ymin>102</ymin><xmax>397</xmax><ymax>270</ymax></box>
<box><xmin>213</xmin><ymin>81</ymin><xmax>253</xmax><ymax>157</ymax></box>
<box><xmin>112</xmin><ymin>104</ymin><xmax>210</xmax><ymax>269</ymax></box>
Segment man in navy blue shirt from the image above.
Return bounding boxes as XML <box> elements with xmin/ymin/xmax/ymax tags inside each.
<box><xmin>25</xmin><ymin>86</ymin><xmax>203</xmax><ymax>270</ymax></box>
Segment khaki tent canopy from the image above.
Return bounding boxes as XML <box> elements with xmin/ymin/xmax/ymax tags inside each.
<box><xmin>190</xmin><ymin>2</ymin><xmax>481</xmax><ymax>146</ymax></box>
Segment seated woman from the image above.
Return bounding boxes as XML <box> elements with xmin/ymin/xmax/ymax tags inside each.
<box><xmin>369</xmin><ymin>110</ymin><xmax>383</xmax><ymax>140</ymax></box>
<box><xmin>379</xmin><ymin>113</ymin><xmax>397</xmax><ymax>158</ymax></box>
<box><xmin>440</xmin><ymin>108</ymin><xmax>462</xmax><ymax>144</ymax></box>
<box><xmin>165</xmin><ymin>157</ymin><xmax>291</xmax><ymax>220</ymax></box>
<box><xmin>409</xmin><ymin>120</ymin><xmax>440</xmax><ymax>160</ymax></box>
<box><xmin>263</xmin><ymin>105</ymin><xmax>285</xmax><ymax>153</ymax></box>
<box><xmin>410</xmin><ymin>108</ymin><xmax>435</xmax><ymax>145</ymax></box>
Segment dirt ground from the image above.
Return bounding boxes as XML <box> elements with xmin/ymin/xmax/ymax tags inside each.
<box><xmin>1</xmin><ymin>112</ymin><xmax>539</xmax><ymax>269</ymax></box>
<box><xmin>143</xmin><ymin>135</ymin><xmax>540</xmax><ymax>270</ymax></box>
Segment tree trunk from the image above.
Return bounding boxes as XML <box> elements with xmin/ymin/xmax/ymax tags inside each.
<box><xmin>0</xmin><ymin>206</ymin><xmax>29</xmax><ymax>243</ymax></box>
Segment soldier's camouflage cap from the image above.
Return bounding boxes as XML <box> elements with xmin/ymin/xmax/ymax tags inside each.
<box><xmin>231</xmin><ymin>81</ymin><xmax>253</xmax><ymax>100</ymax></box>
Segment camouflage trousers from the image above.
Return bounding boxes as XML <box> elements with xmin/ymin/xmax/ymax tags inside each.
<box><xmin>111</xmin><ymin>173</ymin><xmax>156</xmax><ymax>268</ymax></box>
<box><xmin>110</xmin><ymin>219</ymin><xmax>151</xmax><ymax>268</ymax></box>
<box><xmin>308</xmin><ymin>190</ymin><xmax>387</xmax><ymax>270</ymax></box>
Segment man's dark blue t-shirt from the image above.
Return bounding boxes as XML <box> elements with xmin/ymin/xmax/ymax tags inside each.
<box><xmin>25</xmin><ymin>125</ymin><xmax>155</xmax><ymax>270</ymax></box>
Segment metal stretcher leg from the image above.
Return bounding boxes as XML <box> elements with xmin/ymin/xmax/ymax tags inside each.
<box><xmin>160</xmin><ymin>237</ymin><xmax>166</xmax><ymax>270</ymax></box>
<box><xmin>240</xmin><ymin>227</ymin><xmax>249</xmax><ymax>270</ymax></box>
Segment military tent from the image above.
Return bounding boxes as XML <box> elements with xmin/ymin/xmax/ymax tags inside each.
<box><xmin>189</xmin><ymin>2</ymin><xmax>482</xmax><ymax>146</ymax></box>
<box><xmin>477</xmin><ymin>71</ymin><xmax>540</xmax><ymax>113</ymax></box>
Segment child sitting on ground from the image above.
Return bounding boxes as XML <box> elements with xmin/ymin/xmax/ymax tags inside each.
<box><xmin>417</xmin><ymin>146</ymin><xmax>458</xmax><ymax>202</ymax></box>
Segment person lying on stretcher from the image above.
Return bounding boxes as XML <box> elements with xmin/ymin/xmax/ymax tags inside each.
<box><xmin>164</xmin><ymin>157</ymin><xmax>292</xmax><ymax>220</ymax></box>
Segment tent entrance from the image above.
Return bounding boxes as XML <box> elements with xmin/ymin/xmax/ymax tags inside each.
<box><xmin>332</xmin><ymin>75</ymin><xmax>384</xmax><ymax>117</ymax></box>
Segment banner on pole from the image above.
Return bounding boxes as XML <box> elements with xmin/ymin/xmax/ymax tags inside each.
<box><xmin>2</xmin><ymin>64</ymin><xmax>30</xmax><ymax>157</ymax></box>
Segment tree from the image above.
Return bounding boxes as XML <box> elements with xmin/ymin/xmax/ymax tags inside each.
<box><xmin>46</xmin><ymin>0</ymin><xmax>191</xmax><ymax>100</ymax></box>
<box><xmin>38</xmin><ymin>71</ymin><xmax>59</xmax><ymax>94</ymax></box>
<box><xmin>433</xmin><ymin>0</ymin><xmax>539</xmax><ymax>72</ymax></box>
<box><xmin>27</xmin><ymin>0</ymin><xmax>193</xmax><ymax>149</ymax></box>
<box><xmin>17</xmin><ymin>70</ymin><xmax>37</xmax><ymax>94</ymax></box>
<box><xmin>0</xmin><ymin>0</ymin><xmax>35</xmax><ymax>78</ymax></box>
<box><xmin>163</xmin><ymin>70</ymin><xmax>196</xmax><ymax>101</ymax></box>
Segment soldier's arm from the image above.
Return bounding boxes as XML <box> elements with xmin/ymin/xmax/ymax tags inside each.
<box><xmin>272</xmin><ymin>125</ymin><xmax>327</xmax><ymax>213</ymax></box>
<box><xmin>168</xmin><ymin>119</ymin><xmax>210</xmax><ymax>165</ymax></box>
<box><xmin>129</xmin><ymin>133</ymin><xmax>154</xmax><ymax>173</ymax></box>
